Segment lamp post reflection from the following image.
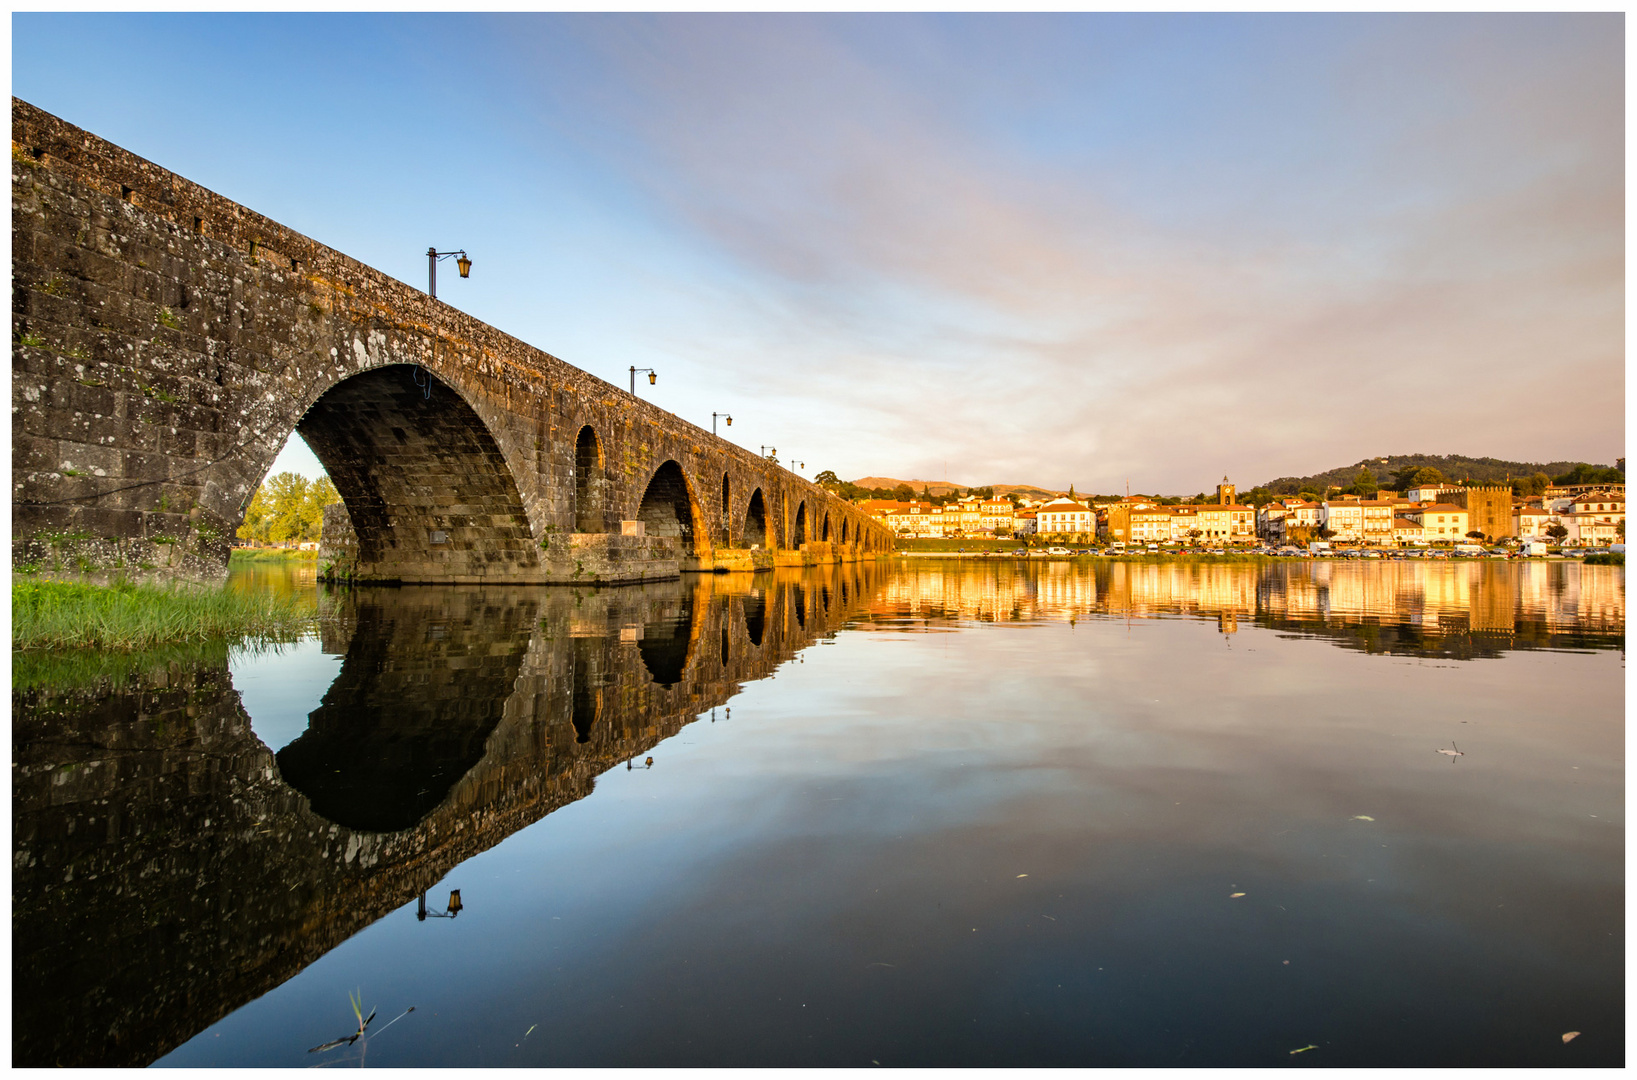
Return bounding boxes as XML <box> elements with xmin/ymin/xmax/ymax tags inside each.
<box><xmin>416</xmin><ymin>889</ymin><xmax>463</xmax><ymax>922</ymax></box>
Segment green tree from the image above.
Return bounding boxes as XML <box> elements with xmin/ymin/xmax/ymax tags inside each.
<box><xmin>1553</xmin><ymin>463</ymin><xmax>1624</xmax><ymax>486</ymax></box>
<box><xmin>237</xmin><ymin>485</ymin><xmax>272</xmax><ymax>543</ymax></box>
<box><xmin>300</xmin><ymin>476</ymin><xmax>341</xmax><ymax>541</ymax></box>
<box><xmin>892</xmin><ymin>484</ymin><xmax>914</xmax><ymax>502</ymax></box>
<box><xmin>255</xmin><ymin>472</ymin><xmax>312</xmax><ymax>544</ymax></box>
<box><xmin>814</xmin><ymin>470</ymin><xmax>840</xmax><ymax>490</ymax></box>
<box><xmin>1350</xmin><ymin>469</ymin><xmax>1377</xmax><ymax>497</ymax></box>
<box><xmin>1513</xmin><ymin>472</ymin><xmax>1551</xmax><ymax>498</ymax></box>
<box><xmin>1546</xmin><ymin>523</ymin><xmax>1569</xmax><ymax>541</ymax></box>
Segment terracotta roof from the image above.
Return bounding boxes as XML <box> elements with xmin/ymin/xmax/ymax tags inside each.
<box><xmin>1423</xmin><ymin>504</ymin><xmax>1468</xmax><ymax>513</ymax></box>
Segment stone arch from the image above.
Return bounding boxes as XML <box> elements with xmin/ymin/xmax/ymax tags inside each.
<box><xmin>841</xmin><ymin>517</ymin><xmax>849</xmax><ymax>544</ymax></box>
<box><xmin>636</xmin><ymin>460</ymin><xmax>705</xmax><ymax>554</ymax></box>
<box><xmin>744</xmin><ymin>488</ymin><xmax>768</xmax><ymax>549</ymax></box>
<box><xmin>574</xmin><ymin>425</ymin><xmax>606</xmax><ymax>533</ymax></box>
<box><xmin>821</xmin><ymin>512</ymin><xmax>832</xmax><ymax>542</ymax></box>
<box><xmin>794</xmin><ymin>501</ymin><xmax>808</xmax><ymax>547</ymax></box>
<box><xmin>293</xmin><ymin>364</ymin><xmax>539</xmax><ymax>582</ymax></box>
<box><xmin>721</xmin><ymin>472</ymin><xmax>732</xmax><ymax>545</ymax></box>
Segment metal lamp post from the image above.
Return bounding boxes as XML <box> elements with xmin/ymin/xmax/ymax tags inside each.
<box><xmin>713</xmin><ymin>412</ymin><xmax>732</xmax><ymax>436</ymax></box>
<box><xmin>630</xmin><ymin>367</ymin><xmax>657</xmax><ymax>395</ymax></box>
<box><xmin>426</xmin><ymin>248</ymin><xmax>471</xmax><ymax>299</ymax></box>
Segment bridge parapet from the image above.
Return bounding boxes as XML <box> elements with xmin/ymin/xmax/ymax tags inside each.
<box><xmin>11</xmin><ymin>98</ymin><xmax>894</xmax><ymax>583</ymax></box>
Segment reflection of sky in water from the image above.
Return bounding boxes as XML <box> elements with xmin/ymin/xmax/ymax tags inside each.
<box><xmin>161</xmin><ymin>588</ymin><xmax>1621</xmax><ymax>1068</ymax></box>
<box><xmin>229</xmin><ymin>635</ymin><xmax>342</xmax><ymax>752</ymax></box>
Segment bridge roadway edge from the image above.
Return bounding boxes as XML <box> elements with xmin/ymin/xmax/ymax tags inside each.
<box><xmin>10</xmin><ymin>98</ymin><xmax>894</xmax><ymax>584</ymax></box>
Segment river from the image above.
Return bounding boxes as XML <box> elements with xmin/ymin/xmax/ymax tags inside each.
<box><xmin>12</xmin><ymin>558</ymin><xmax>1624</xmax><ymax>1067</ymax></box>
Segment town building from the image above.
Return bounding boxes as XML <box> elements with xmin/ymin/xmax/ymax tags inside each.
<box><xmin>1037</xmin><ymin>499</ymin><xmax>1096</xmax><ymax>537</ymax></box>
<box><xmin>1406</xmin><ymin>503</ymin><xmax>1470</xmax><ymax>541</ymax></box>
<box><xmin>1565</xmin><ymin>490</ymin><xmax>1624</xmax><ymax>546</ymax></box>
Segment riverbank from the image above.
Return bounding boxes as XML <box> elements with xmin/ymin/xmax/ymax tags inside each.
<box><xmin>12</xmin><ymin>578</ymin><xmax>312</xmax><ymax>652</ymax></box>
<box><xmin>229</xmin><ymin>547</ymin><xmax>318</xmax><ymax>563</ymax></box>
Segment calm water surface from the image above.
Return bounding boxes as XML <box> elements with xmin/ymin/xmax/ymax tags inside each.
<box><xmin>13</xmin><ymin>558</ymin><xmax>1624</xmax><ymax>1067</ymax></box>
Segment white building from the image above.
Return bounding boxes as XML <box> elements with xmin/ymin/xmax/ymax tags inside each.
<box><xmin>1036</xmin><ymin>499</ymin><xmax>1095</xmax><ymax>536</ymax></box>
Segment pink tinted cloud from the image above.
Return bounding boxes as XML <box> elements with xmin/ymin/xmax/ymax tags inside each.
<box><xmin>507</xmin><ymin>15</ymin><xmax>1621</xmax><ymax>490</ymax></box>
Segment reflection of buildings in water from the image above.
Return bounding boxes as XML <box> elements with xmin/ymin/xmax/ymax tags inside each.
<box><xmin>11</xmin><ymin>562</ymin><xmax>885</xmax><ymax>1068</ymax></box>
<box><xmin>864</xmin><ymin>560</ymin><xmax>1623</xmax><ymax>651</ymax></box>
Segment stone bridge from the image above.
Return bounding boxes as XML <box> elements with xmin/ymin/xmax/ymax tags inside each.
<box><xmin>13</xmin><ymin>563</ymin><xmax>887</xmax><ymax>1066</ymax></box>
<box><xmin>10</xmin><ymin>99</ymin><xmax>893</xmax><ymax>583</ymax></box>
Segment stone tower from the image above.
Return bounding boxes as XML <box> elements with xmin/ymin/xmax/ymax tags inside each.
<box><xmin>1216</xmin><ymin>476</ymin><xmax>1236</xmax><ymax>506</ymax></box>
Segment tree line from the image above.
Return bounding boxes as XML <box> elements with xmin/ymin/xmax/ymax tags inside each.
<box><xmin>236</xmin><ymin>472</ymin><xmax>341</xmax><ymax>545</ymax></box>
<box><xmin>814</xmin><ymin>471</ymin><xmax>1002</xmax><ymax>506</ymax></box>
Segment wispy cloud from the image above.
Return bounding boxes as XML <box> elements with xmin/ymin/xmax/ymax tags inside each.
<box><xmin>481</xmin><ymin>14</ymin><xmax>1622</xmax><ymax>490</ymax></box>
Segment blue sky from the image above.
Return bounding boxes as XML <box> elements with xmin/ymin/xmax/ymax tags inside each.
<box><xmin>12</xmin><ymin>14</ymin><xmax>1624</xmax><ymax>493</ymax></box>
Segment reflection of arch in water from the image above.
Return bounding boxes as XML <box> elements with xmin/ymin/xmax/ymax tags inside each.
<box><xmin>744</xmin><ymin>488</ymin><xmax>768</xmax><ymax>549</ymax></box>
<box><xmin>638</xmin><ymin>460</ymin><xmax>705</xmax><ymax>554</ymax></box>
<box><xmin>273</xmin><ymin>594</ymin><xmax>531</xmax><ymax>832</ymax></box>
<box><xmin>294</xmin><ymin>364</ymin><xmax>539</xmax><ymax>582</ymax></box>
<box><xmin>571</xmin><ymin>636</ymin><xmax>606</xmax><ymax>743</ymax></box>
<box><xmin>793</xmin><ymin>586</ymin><xmax>806</xmax><ymax>629</ymax></box>
<box><xmin>639</xmin><ymin>595</ymin><xmax>697</xmax><ymax>686</ymax></box>
<box><xmin>743</xmin><ymin>591</ymin><xmax>767</xmax><ymax>647</ymax></box>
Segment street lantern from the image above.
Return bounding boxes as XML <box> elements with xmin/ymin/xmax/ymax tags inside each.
<box><xmin>426</xmin><ymin>248</ymin><xmax>471</xmax><ymax>300</ymax></box>
<box><xmin>630</xmin><ymin>367</ymin><xmax>657</xmax><ymax>394</ymax></box>
<box><xmin>713</xmin><ymin>412</ymin><xmax>732</xmax><ymax>436</ymax></box>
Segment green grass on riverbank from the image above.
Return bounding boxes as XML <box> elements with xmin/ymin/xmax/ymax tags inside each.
<box><xmin>229</xmin><ymin>547</ymin><xmax>318</xmax><ymax>563</ymax></box>
<box><xmin>894</xmin><ymin>538</ymin><xmax>1027</xmax><ymax>553</ymax></box>
<box><xmin>12</xmin><ymin>578</ymin><xmax>312</xmax><ymax>652</ymax></box>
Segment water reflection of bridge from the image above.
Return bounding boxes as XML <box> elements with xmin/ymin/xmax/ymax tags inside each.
<box><xmin>12</xmin><ymin>564</ymin><xmax>883</xmax><ymax>1068</ymax></box>
<box><xmin>863</xmin><ymin>560</ymin><xmax>1624</xmax><ymax>655</ymax></box>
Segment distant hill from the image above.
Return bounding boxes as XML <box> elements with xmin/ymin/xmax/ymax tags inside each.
<box><xmin>850</xmin><ymin>477</ymin><xmax>1069</xmax><ymax>501</ymax></box>
<box><xmin>1257</xmin><ymin>454</ymin><xmax>1619</xmax><ymax>495</ymax></box>
<box><xmin>852</xmin><ymin>477</ymin><xmax>966</xmax><ymax>497</ymax></box>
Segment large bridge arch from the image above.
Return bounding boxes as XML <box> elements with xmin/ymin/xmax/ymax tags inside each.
<box><xmin>294</xmin><ymin>364</ymin><xmax>540</xmax><ymax>583</ymax></box>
